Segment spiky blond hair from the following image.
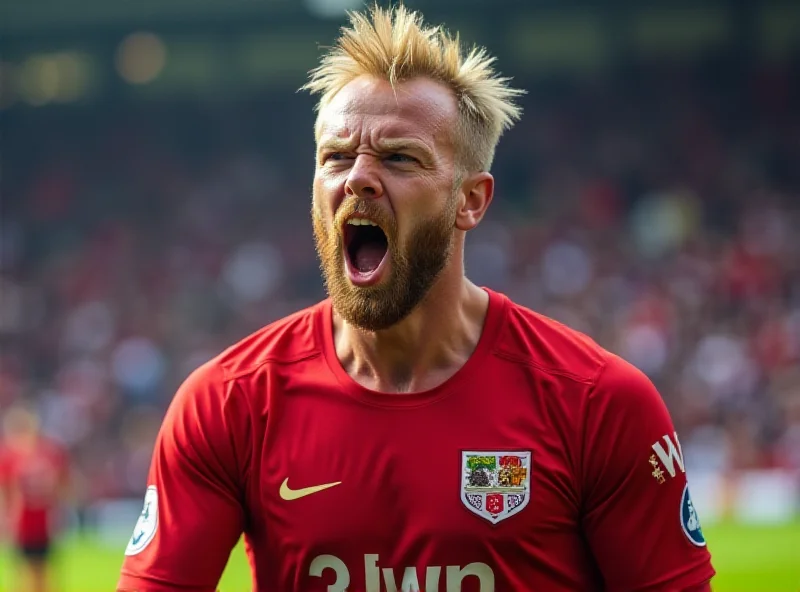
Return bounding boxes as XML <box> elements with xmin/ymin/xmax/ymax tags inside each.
<box><xmin>302</xmin><ymin>4</ymin><xmax>524</xmax><ymax>173</ymax></box>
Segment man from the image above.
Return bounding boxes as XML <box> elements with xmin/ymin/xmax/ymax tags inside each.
<box><xmin>118</xmin><ymin>5</ymin><xmax>715</xmax><ymax>591</ymax></box>
<box><xmin>0</xmin><ymin>404</ymin><xmax>70</xmax><ymax>592</ymax></box>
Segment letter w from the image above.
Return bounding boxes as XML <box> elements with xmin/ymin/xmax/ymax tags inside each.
<box><xmin>651</xmin><ymin>432</ymin><xmax>684</xmax><ymax>478</ymax></box>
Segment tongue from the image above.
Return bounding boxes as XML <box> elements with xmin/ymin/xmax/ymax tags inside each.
<box><xmin>354</xmin><ymin>243</ymin><xmax>385</xmax><ymax>273</ymax></box>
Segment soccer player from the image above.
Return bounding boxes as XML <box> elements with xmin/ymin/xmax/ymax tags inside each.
<box><xmin>118</xmin><ymin>5</ymin><xmax>715</xmax><ymax>591</ymax></box>
<box><xmin>0</xmin><ymin>404</ymin><xmax>70</xmax><ymax>592</ymax></box>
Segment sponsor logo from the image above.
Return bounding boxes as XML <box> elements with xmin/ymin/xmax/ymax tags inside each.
<box><xmin>650</xmin><ymin>432</ymin><xmax>685</xmax><ymax>483</ymax></box>
<box><xmin>460</xmin><ymin>451</ymin><xmax>531</xmax><ymax>525</ymax></box>
<box><xmin>680</xmin><ymin>483</ymin><xmax>706</xmax><ymax>547</ymax></box>
<box><xmin>125</xmin><ymin>486</ymin><xmax>158</xmax><ymax>556</ymax></box>
<box><xmin>309</xmin><ymin>553</ymin><xmax>495</xmax><ymax>591</ymax></box>
<box><xmin>279</xmin><ymin>477</ymin><xmax>342</xmax><ymax>501</ymax></box>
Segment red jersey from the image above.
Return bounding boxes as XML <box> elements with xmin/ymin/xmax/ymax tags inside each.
<box><xmin>0</xmin><ymin>438</ymin><xmax>68</xmax><ymax>545</ymax></box>
<box><xmin>119</xmin><ymin>289</ymin><xmax>714</xmax><ymax>591</ymax></box>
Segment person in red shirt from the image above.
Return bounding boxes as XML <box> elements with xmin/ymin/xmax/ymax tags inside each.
<box><xmin>119</xmin><ymin>5</ymin><xmax>715</xmax><ymax>591</ymax></box>
<box><xmin>0</xmin><ymin>404</ymin><xmax>70</xmax><ymax>592</ymax></box>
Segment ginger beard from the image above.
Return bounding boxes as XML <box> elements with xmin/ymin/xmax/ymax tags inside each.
<box><xmin>312</xmin><ymin>195</ymin><xmax>457</xmax><ymax>331</ymax></box>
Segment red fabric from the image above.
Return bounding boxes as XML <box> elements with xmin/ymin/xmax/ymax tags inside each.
<box><xmin>119</xmin><ymin>289</ymin><xmax>714</xmax><ymax>591</ymax></box>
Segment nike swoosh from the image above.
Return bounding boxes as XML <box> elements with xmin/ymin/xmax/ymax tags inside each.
<box><xmin>279</xmin><ymin>477</ymin><xmax>342</xmax><ymax>501</ymax></box>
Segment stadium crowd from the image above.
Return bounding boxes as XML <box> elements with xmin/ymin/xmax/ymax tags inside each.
<box><xmin>2</xmin><ymin>62</ymin><xmax>799</xmax><ymax>515</ymax></box>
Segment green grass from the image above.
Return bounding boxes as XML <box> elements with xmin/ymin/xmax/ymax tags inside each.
<box><xmin>2</xmin><ymin>521</ymin><xmax>798</xmax><ymax>591</ymax></box>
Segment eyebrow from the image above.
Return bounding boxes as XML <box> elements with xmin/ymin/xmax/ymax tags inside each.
<box><xmin>375</xmin><ymin>138</ymin><xmax>433</xmax><ymax>157</ymax></box>
<box><xmin>317</xmin><ymin>137</ymin><xmax>356</xmax><ymax>154</ymax></box>
<box><xmin>317</xmin><ymin>136</ymin><xmax>434</xmax><ymax>159</ymax></box>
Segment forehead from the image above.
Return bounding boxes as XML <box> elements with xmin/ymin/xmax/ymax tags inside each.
<box><xmin>316</xmin><ymin>76</ymin><xmax>458</xmax><ymax>146</ymax></box>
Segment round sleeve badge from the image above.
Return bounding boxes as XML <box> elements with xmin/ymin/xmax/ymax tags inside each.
<box><xmin>680</xmin><ymin>483</ymin><xmax>706</xmax><ymax>547</ymax></box>
<box><xmin>125</xmin><ymin>486</ymin><xmax>159</xmax><ymax>556</ymax></box>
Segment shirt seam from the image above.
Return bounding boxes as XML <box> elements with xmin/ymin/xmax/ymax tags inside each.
<box><xmin>491</xmin><ymin>347</ymin><xmax>604</xmax><ymax>385</ymax></box>
<box><xmin>576</xmin><ymin>353</ymin><xmax>611</xmax><ymax>519</ymax></box>
<box><xmin>220</xmin><ymin>351</ymin><xmax>323</xmax><ymax>383</ymax></box>
<box><xmin>226</xmin><ymin>379</ymin><xmax>254</xmax><ymax>521</ymax></box>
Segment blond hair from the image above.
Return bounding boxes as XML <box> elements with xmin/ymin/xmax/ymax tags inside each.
<box><xmin>302</xmin><ymin>4</ymin><xmax>524</xmax><ymax>173</ymax></box>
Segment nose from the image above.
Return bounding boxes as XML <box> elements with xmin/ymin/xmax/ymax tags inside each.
<box><xmin>344</xmin><ymin>155</ymin><xmax>383</xmax><ymax>200</ymax></box>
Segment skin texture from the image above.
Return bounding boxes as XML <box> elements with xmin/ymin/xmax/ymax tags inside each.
<box><xmin>312</xmin><ymin>75</ymin><xmax>495</xmax><ymax>393</ymax></box>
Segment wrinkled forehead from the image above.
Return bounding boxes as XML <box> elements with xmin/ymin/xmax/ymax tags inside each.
<box><xmin>315</xmin><ymin>76</ymin><xmax>458</xmax><ymax>148</ymax></box>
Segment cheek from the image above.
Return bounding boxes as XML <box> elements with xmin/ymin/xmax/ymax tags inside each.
<box><xmin>313</xmin><ymin>171</ymin><xmax>347</xmax><ymax>214</ymax></box>
<box><xmin>394</xmin><ymin>214</ymin><xmax>426</xmax><ymax>249</ymax></box>
<box><xmin>392</xmin><ymin>184</ymin><xmax>453</xmax><ymax>236</ymax></box>
<box><xmin>312</xmin><ymin>175</ymin><xmax>331</xmax><ymax>210</ymax></box>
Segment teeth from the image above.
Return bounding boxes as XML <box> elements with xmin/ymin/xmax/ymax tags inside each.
<box><xmin>347</xmin><ymin>218</ymin><xmax>378</xmax><ymax>227</ymax></box>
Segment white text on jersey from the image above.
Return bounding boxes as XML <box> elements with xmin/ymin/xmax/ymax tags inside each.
<box><xmin>309</xmin><ymin>553</ymin><xmax>495</xmax><ymax>591</ymax></box>
<box><xmin>651</xmin><ymin>432</ymin><xmax>685</xmax><ymax>478</ymax></box>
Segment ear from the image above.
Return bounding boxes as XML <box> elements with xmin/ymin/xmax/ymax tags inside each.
<box><xmin>454</xmin><ymin>172</ymin><xmax>494</xmax><ymax>231</ymax></box>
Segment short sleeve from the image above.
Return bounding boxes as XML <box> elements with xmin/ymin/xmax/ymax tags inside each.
<box><xmin>118</xmin><ymin>360</ymin><xmax>251</xmax><ymax>592</ymax></box>
<box><xmin>580</xmin><ymin>354</ymin><xmax>715</xmax><ymax>592</ymax></box>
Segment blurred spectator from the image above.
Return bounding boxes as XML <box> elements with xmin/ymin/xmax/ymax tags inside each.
<box><xmin>0</xmin><ymin>404</ymin><xmax>71</xmax><ymax>592</ymax></box>
<box><xmin>2</xmin><ymin>61</ymin><xmax>799</xmax><ymax>515</ymax></box>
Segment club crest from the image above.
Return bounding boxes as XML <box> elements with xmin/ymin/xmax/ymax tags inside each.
<box><xmin>461</xmin><ymin>451</ymin><xmax>531</xmax><ymax>524</ymax></box>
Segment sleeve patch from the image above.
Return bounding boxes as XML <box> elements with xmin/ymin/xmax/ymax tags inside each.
<box><xmin>680</xmin><ymin>483</ymin><xmax>707</xmax><ymax>547</ymax></box>
<box><xmin>125</xmin><ymin>486</ymin><xmax>159</xmax><ymax>556</ymax></box>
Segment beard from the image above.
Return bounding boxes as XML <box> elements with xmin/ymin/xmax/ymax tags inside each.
<box><xmin>312</xmin><ymin>195</ymin><xmax>457</xmax><ymax>331</ymax></box>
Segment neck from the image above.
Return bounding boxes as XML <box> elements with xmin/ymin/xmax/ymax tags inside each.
<box><xmin>333</xmin><ymin>267</ymin><xmax>490</xmax><ymax>394</ymax></box>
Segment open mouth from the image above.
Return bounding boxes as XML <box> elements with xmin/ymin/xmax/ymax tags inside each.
<box><xmin>344</xmin><ymin>217</ymin><xmax>389</xmax><ymax>281</ymax></box>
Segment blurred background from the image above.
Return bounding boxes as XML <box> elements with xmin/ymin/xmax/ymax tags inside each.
<box><xmin>1</xmin><ymin>0</ymin><xmax>799</xmax><ymax>590</ymax></box>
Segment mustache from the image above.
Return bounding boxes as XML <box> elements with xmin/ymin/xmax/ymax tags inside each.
<box><xmin>334</xmin><ymin>198</ymin><xmax>396</xmax><ymax>236</ymax></box>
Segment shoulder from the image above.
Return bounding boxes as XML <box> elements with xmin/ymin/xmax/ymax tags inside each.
<box><xmin>493</xmin><ymin>295</ymin><xmax>608</xmax><ymax>385</ymax></box>
<box><xmin>589</xmin><ymin>350</ymin><xmax>664</xmax><ymax>413</ymax></box>
<box><xmin>212</xmin><ymin>300</ymin><xmax>325</xmax><ymax>381</ymax></box>
<box><xmin>494</xmin><ymin>293</ymin><xmax>661</xmax><ymax>408</ymax></box>
<box><xmin>154</xmin><ymin>304</ymin><xmax>326</xmax><ymax>475</ymax></box>
<box><xmin>165</xmin><ymin>301</ymin><xmax>326</xmax><ymax>426</ymax></box>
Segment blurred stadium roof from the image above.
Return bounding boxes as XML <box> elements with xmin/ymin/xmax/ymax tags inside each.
<box><xmin>2</xmin><ymin>0</ymin><xmax>798</xmax><ymax>39</ymax></box>
<box><xmin>0</xmin><ymin>0</ymin><xmax>798</xmax><ymax>108</ymax></box>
